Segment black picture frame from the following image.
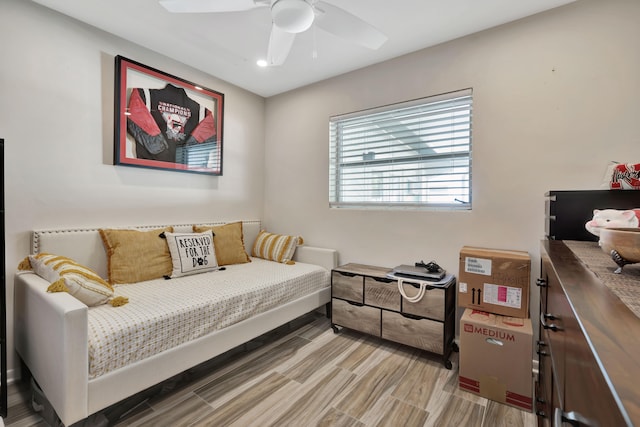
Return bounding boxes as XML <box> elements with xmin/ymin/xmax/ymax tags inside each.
<box><xmin>114</xmin><ymin>56</ymin><xmax>224</xmax><ymax>175</ymax></box>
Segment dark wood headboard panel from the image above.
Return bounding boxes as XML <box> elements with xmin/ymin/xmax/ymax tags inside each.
<box><xmin>546</xmin><ymin>190</ymin><xmax>640</xmax><ymax>241</ymax></box>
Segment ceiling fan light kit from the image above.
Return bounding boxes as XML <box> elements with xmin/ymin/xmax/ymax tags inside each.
<box><xmin>271</xmin><ymin>0</ymin><xmax>315</xmax><ymax>34</ymax></box>
<box><xmin>159</xmin><ymin>0</ymin><xmax>387</xmax><ymax>66</ymax></box>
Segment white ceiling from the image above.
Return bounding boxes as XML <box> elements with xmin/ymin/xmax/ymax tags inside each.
<box><xmin>32</xmin><ymin>0</ymin><xmax>577</xmax><ymax>97</ymax></box>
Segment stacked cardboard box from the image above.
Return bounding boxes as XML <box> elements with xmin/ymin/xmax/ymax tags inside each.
<box><xmin>457</xmin><ymin>246</ymin><xmax>533</xmax><ymax>411</ymax></box>
<box><xmin>458</xmin><ymin>246</ymin><xmax>531</xmax><ymax>318</ymax></box>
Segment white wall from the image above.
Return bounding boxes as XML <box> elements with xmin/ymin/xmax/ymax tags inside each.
<box><xmin>0</xmin><ymin>0</ymin><xmax>266</xmax><ymax>378</ymax></box>
<box><xmin>264</xmin><ymin>0</ymin><xmax>640</xmax><ymax>327</ymax></box>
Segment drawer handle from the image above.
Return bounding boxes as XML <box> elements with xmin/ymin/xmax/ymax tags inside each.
<box><xmin>402</xmin><ymin>281</ymin><xmax>435</xmax><ymax>290</ymax></box>
<box><xmin>536</xmin><ymin>340</ymin><xmax>548</xmax><ymax>356</ymax></box>
<box><xmin>554</xmin><ymin>408</ymin><xmax>593</xmax><ymax>426</ymax></box>
<box><xmin>337</xmin><ymin>271</ymin><xmax>357</xmax><ymax>277</ymax></box>
<box><xmin>372</xmin><ymin>277</ymin><xmax>393</xmax><ymax>283</ymax></box>
<box><xmin>401</xmin><ymin>312</ymin><xmax>422</xmax><ymax>320</ymax></box>
<box><xmin>540</xmin><ymin>313</ymin><xmax>561</xmax><ymax>332</ymax></box>
<box><xmin>347</xmin><ymin>301</ymin><xmax>364</xmax><ymax>307</ymax></box>
<box><xmin>397</xmin><ymin>278</ymin><xmax>432</xmax><ymax>302</ymax></box>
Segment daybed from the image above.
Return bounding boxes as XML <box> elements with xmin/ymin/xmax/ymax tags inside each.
<box><xmin>14</xmin><ymin>220</ymin><xmax>338</xmax><ymax>426</ymax></box>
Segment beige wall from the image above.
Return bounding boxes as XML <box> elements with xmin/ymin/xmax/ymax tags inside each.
<box><xmin>264</xmin><ymin>0</ymin><xmax>640</xmax><ymax>328</ymax></box>
<box><xmin>0</xmin><ymin>0</ymin><xmax>266</xmax><ymax>378</ymax></box>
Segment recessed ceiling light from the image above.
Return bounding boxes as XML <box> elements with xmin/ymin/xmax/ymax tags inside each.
<box><xmin>257</xmin><ymin>59</ymin><xmax>269</xmax><ymax>67</ymax></box>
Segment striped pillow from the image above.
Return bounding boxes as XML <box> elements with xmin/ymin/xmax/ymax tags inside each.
<box><xmin>251</xmin><ymin>230</ymin><xmax>303</xmax><ymax>264</ymax></box>
<box><xmin>25</xmin><ymin>253</ymin><xmax>121</xmax><ymax>307</ymax></box>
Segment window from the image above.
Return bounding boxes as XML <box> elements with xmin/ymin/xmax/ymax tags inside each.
<box><xmin>329</xmin><ymin>89</ymin><xmax>472</xmax><ymax>210</ymax></box>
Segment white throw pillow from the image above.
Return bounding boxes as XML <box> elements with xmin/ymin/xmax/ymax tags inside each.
<box><xmin>26</xmin><ymin>253</ymin><xmax>117</xmax><ymax>306</ymax></box>
<box><xmin>164</xmin><ymin>230</ymin><xmax>219</xmax><ymax>278</ymax></box>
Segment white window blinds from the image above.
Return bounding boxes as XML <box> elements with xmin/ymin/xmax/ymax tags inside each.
<box><xmin>329</xmin><ymin>89</ymin><xmax>472</xmax><ymax>210</ymax></box>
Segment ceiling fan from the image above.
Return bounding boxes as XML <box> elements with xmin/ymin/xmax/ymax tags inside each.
<box><xmin>159</xmin><ymin>0</ymin><xmax>388</xmax><ymax>66</ymax></box>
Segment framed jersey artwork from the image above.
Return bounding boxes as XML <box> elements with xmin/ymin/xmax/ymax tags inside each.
<box><xmin>114</xmin><ymin>55</ymin><xmax>224</xmax><ymax>175</ymax></box>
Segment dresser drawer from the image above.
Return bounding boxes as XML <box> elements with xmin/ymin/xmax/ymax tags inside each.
<box><xmin>332</xmin><ymin>271</ymin><xmax>363</xmax><ymax>303</ymax></box>
<box><xmin>364</xmin><ymin>276</ymin><xmax>400</xmax><ymax>311</ymax></box>
<box><xmin>382</xmin><ymin>311</ymin><xmax>443</xmax><ymax>354</ymax></box>
<box><xmin>332</xmin><ymin>298</ymin><xmax>381</xmax><ymax>336</ymax></box>
<box><xmin>401</xmin><ymin>284</ymin><xmax>445</xmax><ymax>321</ymax></box>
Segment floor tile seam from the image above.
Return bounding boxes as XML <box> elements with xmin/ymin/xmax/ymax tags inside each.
<box><xmin>272</xmin><ymin>363</ymin><xmax>359</xmax><ymax>418</ymax></box>
<box><xmin>312</xmin><ymin>405</ymin><xmax>365</xmax><ymax>427</ymax></box>
<box><xmin>190</xmin><ymin>334</ymin><xmax>314</xmax><ymax>403</ymax></box>
<box><xmin>185</xmin><ymin>391</ymin><xmax>236</xmax><ymax>427</ymax></box>
<box><xmin>194</xmin><ymin>367</ymin><xmax>283</xmax><ymax>410</ymax></box>
<box><xmin>129</xmin><ymin>392</ymin><xmax>214</xmax><ymax>427</ymax></box>
<box><xmin>208</xmin><ymin>373</ymin><xmax>300</xmax><ymax>427</ymax></box>
<box><xmin>389</xmin><ymin>396</ymin><xmax>432</xmax><ymax>427</ymax></box>
<box><xmin>388</xmin><ymin>391</ymin><xmax>434</xmax><ymax>414</ymax></box>
<box><xmin>279</xmin><ymin>338</ymin><xmax>366</xmax><ymax>384</ymax></box>
<box><xmin>271</xmin><ymin>332</ymin><xmax>354</xmax><ymax>379</ymax></box>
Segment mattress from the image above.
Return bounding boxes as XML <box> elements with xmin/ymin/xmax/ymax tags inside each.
<box><xmin>86</xmin><ymin>258</ymin><xmax>329</xmax><ymax>379</ymax></box>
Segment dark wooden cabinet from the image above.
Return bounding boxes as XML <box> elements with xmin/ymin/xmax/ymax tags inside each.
<box><xmin>545</xmin><ymin>190</ymin><xmax>640</xmax><ymax>241</ymax></box>
<box><xmin>536</xmin><ymin>240</ymin><xmax>639</xmax><ymax>427</ymax></box>
<box><xmin>330</xmin><ymin>263</ymin><xmax>456</xmax><ymax>369</ymax></box>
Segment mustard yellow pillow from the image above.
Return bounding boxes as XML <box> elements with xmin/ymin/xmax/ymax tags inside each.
<box><xmin>99</xmin><ymin>227</ymin><xmax>173</xmax><ymax>284</ymax></box>
<box><xmin>193</xmin><ymin>222</ymin><xmax>250</xmax><ymax>266</ymax></box>
<box><xmin>18</xmin><ymin>253</ymin><xmax>128</xmax><ymax>307</ymax></box>
<box><xmin>251</xmin><ymin>230</ymin><xmax>303</xmax><ymax>264</ymax></box>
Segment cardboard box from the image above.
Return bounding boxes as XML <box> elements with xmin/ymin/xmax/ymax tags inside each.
<box><xmin>458</xmin><ymin>246</ymin><xmax>531</xmax><ymax>318</ymax></box>
<box><xmin>459</xmin><ymin>308</ymin><xmax>533</xmax><ymax>411</ymax></box>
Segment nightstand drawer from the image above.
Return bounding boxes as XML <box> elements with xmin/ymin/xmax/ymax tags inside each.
<box><xmin>401</xmin><ymin>284</ymin><xmax>445</xmax><ymax>321</ymax></box>
<box><xmin>332</xmin><ymin>298</ymin><xmax>381</xmax><ymax>336</ymax></box>
<box><xmin>364</xmin><ymin>276</ymin><xmax>400</xmax><ymax>311</ymax></box>
<box><xmin>332</xmin><ymin>271</ymin><xmax>364</xmax><ymax>303</ymax></box>
<box><xmin>382</xmin><ymin>311</ymin><xmax>443</xmax><ymax>354</ymax></box>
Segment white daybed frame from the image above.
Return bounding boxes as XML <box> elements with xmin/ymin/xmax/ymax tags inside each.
<box><xmin>14</xmin><ymin>221</ymin><xmax>338</xmax><ymax>426</ymax></box>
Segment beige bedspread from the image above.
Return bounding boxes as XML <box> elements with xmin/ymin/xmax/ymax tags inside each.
<box><xmin>87</xmin><ymin>258</ymin><xmax>329</xmax><ymax>379</ymax></box>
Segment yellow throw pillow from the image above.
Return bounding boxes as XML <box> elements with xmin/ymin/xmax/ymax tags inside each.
<box><xmin>99</xmin><ymin>227</ymin><xmax>173</xmax><ymax>284</ymax></box>
<box><xmin>193</xmin><ymin>222</ymin><xmax>250</xmax><ymax>266</ymax></box>
<box><xmin>251</xmin><ymin>230</ymin><xmax>303</xmax><ymax>264</ymax></box>
<box><xmin>22</xmin><ymin>253</ymin><xmax>123</xmax><ymax>307</ymax></box>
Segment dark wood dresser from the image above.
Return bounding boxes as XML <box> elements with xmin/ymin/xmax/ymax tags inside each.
<box><xmin>536</xmin><ymin>240</ymin><xmax>640</xmax><ymax>427</ymax></box>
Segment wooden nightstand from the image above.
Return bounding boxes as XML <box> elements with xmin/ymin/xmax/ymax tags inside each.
<box><xmin>330</xmin><ymin>263</ymin><xmax>457</xmax><ymax>369</ymax></box>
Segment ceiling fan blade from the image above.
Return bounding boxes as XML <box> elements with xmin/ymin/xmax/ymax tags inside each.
<box><xmin>314</xmin><ymin>1</ymin><xmax>387</xmax><ymax>50</ymax></box>
<box><xmin>267</xmin><ymin>24</ymin><xmax>296</xmax><ymax>66</ymax></box>
<box><xmin>159</xmin><ymin>0</ymin><xmax>268</xmax><ymax>13</ymax></box>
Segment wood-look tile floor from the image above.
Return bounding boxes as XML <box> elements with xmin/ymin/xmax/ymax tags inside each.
<box><xmin>4</xmin><ymin>312</ymin><xmax>536</xmax><ymax>427</ymax></box>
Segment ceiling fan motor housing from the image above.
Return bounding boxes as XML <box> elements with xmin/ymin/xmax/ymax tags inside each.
<box><xmin>271</xmin><ymin>0</ymin><xmax>315</xmax><ymax>33</ymax></box>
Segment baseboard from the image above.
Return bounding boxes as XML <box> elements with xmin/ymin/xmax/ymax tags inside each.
<box><xmin>6</xmin><ymin>368</ymin><xmax>18</xmax><ymax>384</ymax></box>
